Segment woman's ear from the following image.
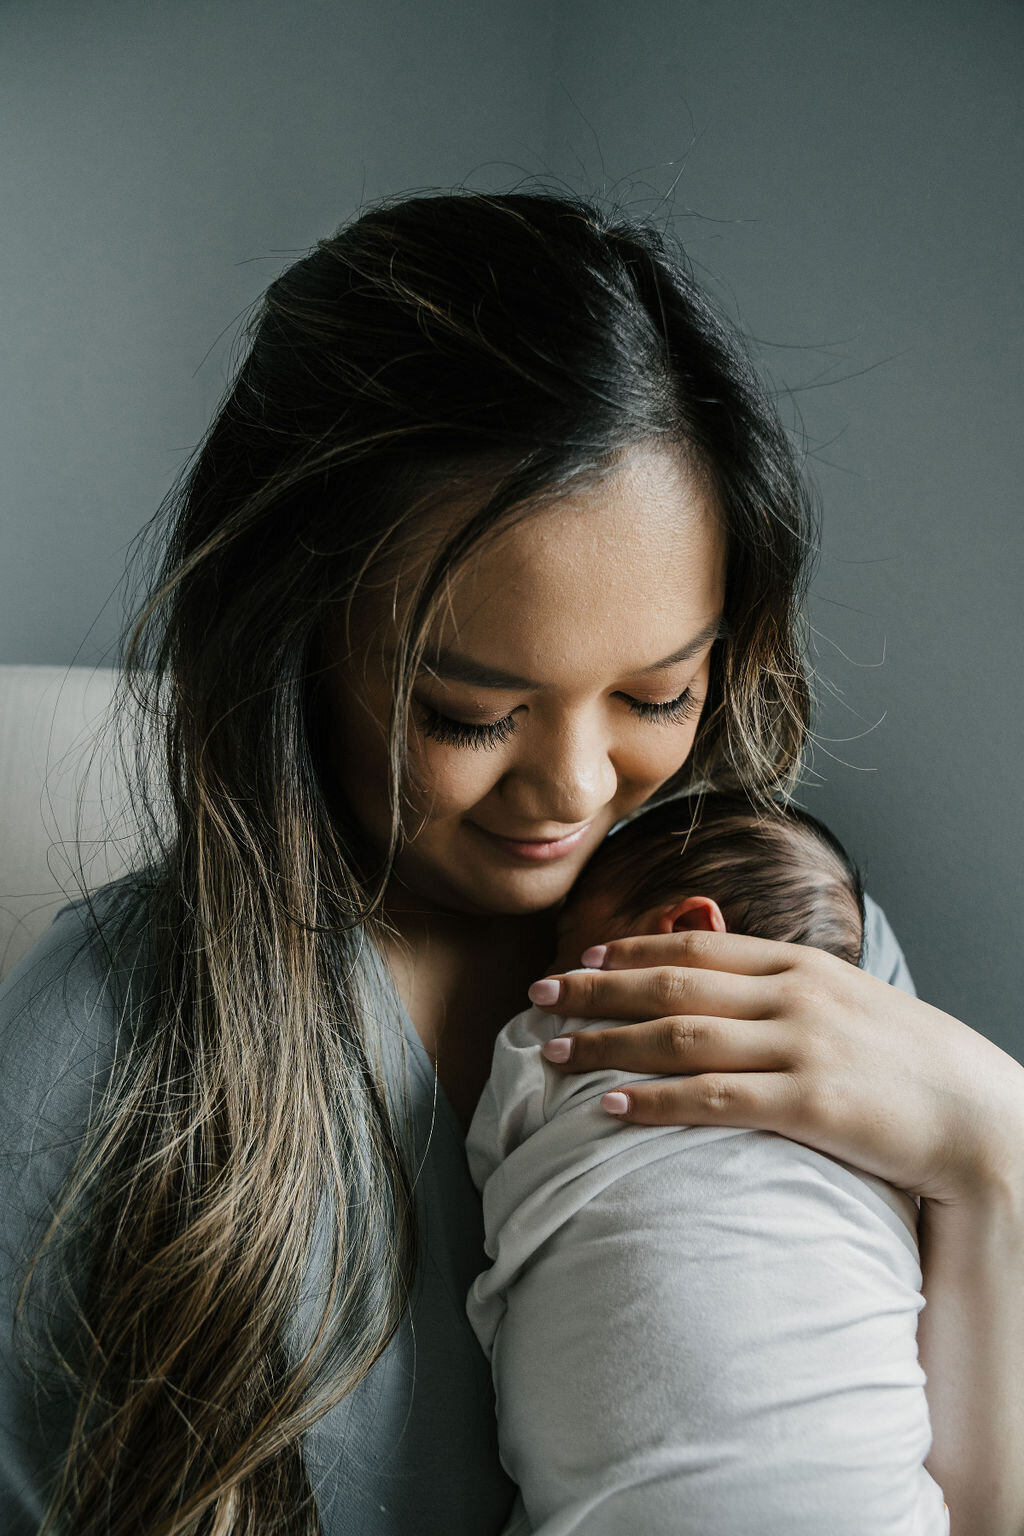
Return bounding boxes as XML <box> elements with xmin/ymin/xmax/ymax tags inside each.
<box><xmin>655</xmin><ymin>895</ymin><xmax>728</xmax><ymax>934</ymax></box>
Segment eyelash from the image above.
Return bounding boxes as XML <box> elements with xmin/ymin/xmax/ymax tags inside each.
<box><xmin>415</xmin><ymin>688</ymin><xmax>702</xmax><ymax>751</ymax></box>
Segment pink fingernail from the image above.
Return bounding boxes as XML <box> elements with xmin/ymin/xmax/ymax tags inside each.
<box><xmin>601</xmin><ymin>1092</ymin><xmax>630</xmax><ymax>1115</ymax></box>
<box><xmin>542</xmin><ymin>1037</ymin><xmax>572</xmax><ymax>1063</ymax></box>
<box><xmin>580</xmin><ymin>944</ymin><xmax>607</xmax><ymax>968</ymax></box>
<box><xmin>528</xmin><ymin>978</ymin><xmax>561</xmax><ymax>1005</ymax></box>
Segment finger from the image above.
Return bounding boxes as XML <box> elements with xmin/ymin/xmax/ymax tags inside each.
<box><xmin>528</xmin><ymin>963</ymin><xmax>779</xmax><ymax>1023</ymax></box>
<box><xmin>585</xmin><ymin>928</ymin><xmax>792</xmax><ymax>978</ymax></box>
<box><xmin>598</xmin><ymin>1070</ymin><xmax>803</xmax><ymax>1130</ymax></box>
<box><xmin>541</xmin><ymin>1015</ymin><xmax>791</xmax><ymax>1075</ymax></box>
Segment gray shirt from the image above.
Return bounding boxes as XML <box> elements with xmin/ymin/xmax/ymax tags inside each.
<box><xmin>0</xmin><ymin>881</ymin><xmax>913</xmax><ymax>1534</ymax></box>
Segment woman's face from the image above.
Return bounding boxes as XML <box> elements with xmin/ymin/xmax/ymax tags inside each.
<box><xmin>322</xmin><ymin>443</ymin><xmax>727</xmax><ymax>920</ymax></box>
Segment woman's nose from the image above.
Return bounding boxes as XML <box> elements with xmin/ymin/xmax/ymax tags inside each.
<box><xmin>501</xmin><ymin>722</ymin><xmax>618</xmax><ymax>825</ymax></box>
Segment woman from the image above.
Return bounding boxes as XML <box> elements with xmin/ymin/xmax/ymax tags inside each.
<box><xmin>1</xmin><ymin>189</ymin><xmax>1021</xmax><ymax>1536</ymax></box>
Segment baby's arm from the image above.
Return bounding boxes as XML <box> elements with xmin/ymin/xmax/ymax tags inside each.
<box><xmin>467</xmin><ymin>1008</ymin><xmax>948</xmax><ymax>1536</ymax></box>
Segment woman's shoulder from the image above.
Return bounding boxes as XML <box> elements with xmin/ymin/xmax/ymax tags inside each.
<box><xmin>0</xmin><ymin>875</ymin><xmax>153</xmax><ymax>1532</ymax></box>
<box><xmin>0</xmin><ymin>873</ymin><xmax>152</xmax><ymax>1166</ymax></box>
<box><xmin>860</xmin><ymin>893</ymin><xmax>916</xmax><ymax>997</ymax></box>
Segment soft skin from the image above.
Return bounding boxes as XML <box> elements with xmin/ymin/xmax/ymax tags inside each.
<box><xmin>324</xmin><ymin>443</ymin><xmax>1024</xmax><ymax>1536</ymax></box>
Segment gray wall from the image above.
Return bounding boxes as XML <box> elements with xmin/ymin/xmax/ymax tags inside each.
<box><xmin>2</xmin><ymin>1</ymin><xmax>1020</xmax><ymax>1051</ymax></box>
<box><xmin>548</xmin><ymin>0</ymin><xmax>1023</xmax><ymax>1053</ymax></box>
<box><xmin>0</xmin><ymin>0</ymin><xmax>555</xmax><ymax>661</ymax></box>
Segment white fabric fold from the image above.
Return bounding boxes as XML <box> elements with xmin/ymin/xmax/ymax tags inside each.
<box><xmin>466</xmin><ymin>992</ymin><xmax>947</xmax><ymax>1535</ymax></box>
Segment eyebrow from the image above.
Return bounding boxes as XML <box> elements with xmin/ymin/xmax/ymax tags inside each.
<box><xmin>418</xmin><ymin>615</ymin><xmax>727</xmax><ymax>690</ymax></box>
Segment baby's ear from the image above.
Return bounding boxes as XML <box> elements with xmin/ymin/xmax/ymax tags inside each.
<box><xmin>656</xmin><ymin>895</ymin><xmax>727</xmax><ymax>934</ymax></box>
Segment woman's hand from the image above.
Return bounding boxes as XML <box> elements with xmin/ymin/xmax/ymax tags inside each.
<box><xmin>528</xmin><ymin>929</ymin><xmax>1024</xmax><ymax>1205</ymax></box>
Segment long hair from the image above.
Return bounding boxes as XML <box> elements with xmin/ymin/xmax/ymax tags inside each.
<box><xmin>15</xmin><ymin>187</ymin><xmax>817</xmax><ymax>1533</ymax></box>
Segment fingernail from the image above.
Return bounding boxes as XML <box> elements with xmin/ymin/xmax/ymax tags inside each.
<box><xmin>580</xmin><ymin>944</ymin><xmax>607</xmax><ymax>968</ymax></box>
<box><xmin>601</xmin><ymin>1092</ymin><xmax>630</xmax><ymax>1115</ymax></box>
<box><xmin>528</xmin><ymin>978</ymin><xmax>561</xmax><ymax>1005</ymax></box>
<box><xmin>541</xmin><ymin>1037</ymin><xmax>572</xmax><ymax>1062</ymax></box>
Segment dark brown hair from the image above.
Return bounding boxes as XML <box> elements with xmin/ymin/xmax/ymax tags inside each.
<box><xmin>573</xmin><ymin>792</ymin><xmax>865</xmax><ymax>964</ymax></box>
<box><xmin>18</xmin><ymin>187</ymin><xmax>819</xmax><ymax>1534</ymax></box>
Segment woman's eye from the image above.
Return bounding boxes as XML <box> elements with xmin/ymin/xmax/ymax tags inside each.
<box><xmin>414</xmin><ymin>687</ymin><xmax>702</xmax><ymax>750</ymax></box>
<box><xmin>626</xmin><ymin>687</ymin><xmax>702</xmax><ymax>724</ymax></box>
<box><xmin>415</xmin><ymin>704</ymin><xmax>517</xmax><ymax>751</ymax></box>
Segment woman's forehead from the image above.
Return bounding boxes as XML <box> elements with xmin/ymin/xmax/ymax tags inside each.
<box><xmin>458</xmin><ymin>478</ymin><xmax>718</xmax><ymax>597</ymax></box>
<box><xmin>337</xmin><ymin>443</ymin><xmax>725</xmax><ymax>673</ymax></box>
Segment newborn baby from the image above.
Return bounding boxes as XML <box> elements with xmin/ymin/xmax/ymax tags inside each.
<box><xmin>465</xmin><ymin>793</ymin><xmax>950</xmax><ymax>1536</ymax></box>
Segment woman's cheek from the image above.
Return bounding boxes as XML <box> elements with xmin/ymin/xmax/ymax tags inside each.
<box><xmin>404</xmin><ymin>735</ymin><xmax>507</xmax><ymax>818</ymax></box>
<box><xmin>620</xmin><ymin>680</ymin><xmax>709</xmax><ymax>785</ymax></box>
<box><xmin>622</xmin><ymin>727</ymin><xmax>699</xmax><ymax>787</ymax></box>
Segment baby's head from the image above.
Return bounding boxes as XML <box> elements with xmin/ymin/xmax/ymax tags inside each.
<box><xmin>552</xmin><ymin>792</ymin><xmax>865</xmax><ymax>974</ymax></box>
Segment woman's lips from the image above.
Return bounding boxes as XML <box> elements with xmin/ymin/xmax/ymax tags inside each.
<box><xmin>471</xmin><ymin>820</ymin><xmax>593</xmax><ymax>862</ymax></box>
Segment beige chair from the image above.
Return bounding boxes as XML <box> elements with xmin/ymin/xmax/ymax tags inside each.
<box><xmin>0</xmin><ymin>665</ymin><xmax>152</xmax><ymax>982</ymax></box>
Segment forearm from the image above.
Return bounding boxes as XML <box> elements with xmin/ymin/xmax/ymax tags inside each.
<box><xmin>918</xmin><ymin>1161</ymin><xmax>1024</xmax><ymax>1536</ymax></box>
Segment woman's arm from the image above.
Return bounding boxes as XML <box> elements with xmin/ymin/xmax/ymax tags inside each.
<box><xmin>917</xmin><ymin>1135</ymin><xmax>1024</xmax><ymax>1536</ymax></box>
<box><xmin>839</xmin><ymin>896</ymin><xmax>1022</xmax><ymax>1532</ymax></box>
<box><xmin>527</xmin><ymin>930</ymin><xmax>1024</xmax><ymax>1536</ymax></box>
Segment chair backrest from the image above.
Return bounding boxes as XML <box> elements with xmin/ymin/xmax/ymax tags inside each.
<box><xmin>0</xmin><ymin>665</ymin><xmax>155</xmax><ymax>981</ymax></box>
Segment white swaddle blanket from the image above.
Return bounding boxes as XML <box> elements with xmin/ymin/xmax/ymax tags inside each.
<box><xmin>465</xmin><ymin>991</ymin><xmax>949</xmax><ymax>1536</ymax></box>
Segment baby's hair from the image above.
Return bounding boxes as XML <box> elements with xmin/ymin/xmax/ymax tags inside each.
<box><xmin>573</xmin><ymin>793</ymin><xmax>866</xmax><ymax>965</ymax></box>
